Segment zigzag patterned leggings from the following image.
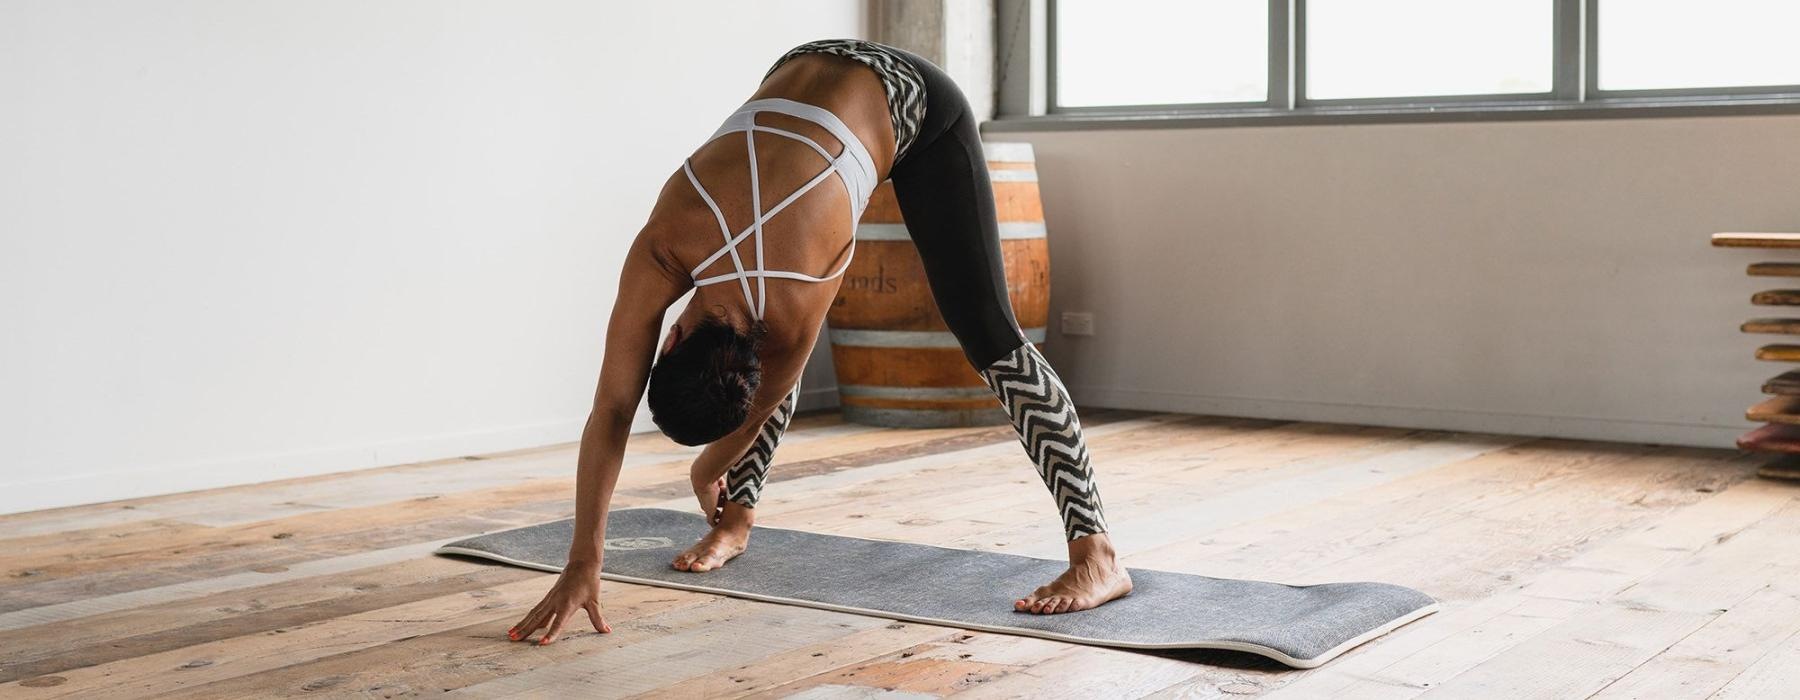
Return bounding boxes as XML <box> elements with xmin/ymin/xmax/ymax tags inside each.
<box><xmin>723</xmin><ymin>45</ymin><xmax>1108</xmax><ymax>542</ymax></box>
<box><xmin>723</xmin><ymin>382</ymin><xmax>798</xmax><ymax>509</ymax></box>
<box><xmin>975</xmin><ymin>344</ymin><xmax>1107</xmax><ymax>540</ymax></box>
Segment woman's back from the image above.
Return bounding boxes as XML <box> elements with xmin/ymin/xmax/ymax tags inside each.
<box><xmin>646</xmin><ymin>55</ymin><xmax>896</xmax><ymax>333</ymax></box>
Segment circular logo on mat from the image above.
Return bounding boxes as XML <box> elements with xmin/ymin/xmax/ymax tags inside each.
<box><xmin>603</xmin><ymin>536</ymin><xmax>673</xmax><ymax>551</ymax></box>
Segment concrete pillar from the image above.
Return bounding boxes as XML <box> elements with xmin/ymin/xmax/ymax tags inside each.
<box><xmin>869</xmin><ymin>0</ymin><xmax>995</xmax><ymax>120</ymax></box>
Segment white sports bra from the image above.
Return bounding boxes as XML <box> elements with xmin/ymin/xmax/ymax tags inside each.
<box><xmin>682</xmin><ymin>98</ymin><xmax>879</xmax><ymax>320</ymax></box>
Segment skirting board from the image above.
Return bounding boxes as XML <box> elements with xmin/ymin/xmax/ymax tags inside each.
<box><xmin>0</xmin><ymin>418</ymin><xmax>586</xmax><ymax>516</ymax></box>
<box><xmin>774</xmin><ymin>381</ymin><xmax>1738</xmax><ymax>448</ymax></box>
<box><xmin>1069</xmin><ymin>385</ymin><xmax>1742</xmax><ymax>450</ymax></box>
<box><xmin>795</xmin><ymin>386</ymin><xmax>842</xmax><ymax>413</ymax></box>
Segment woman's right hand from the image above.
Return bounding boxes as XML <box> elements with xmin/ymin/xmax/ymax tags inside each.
<box><xmin>509</xmin><ymin>560</ymin><xmax>610</xmax><ymax>645</ymax></box>
<box><xmin>692</xmin><ymin>472</ymin><xmax>728</xmax><ymax>526</ymax></box>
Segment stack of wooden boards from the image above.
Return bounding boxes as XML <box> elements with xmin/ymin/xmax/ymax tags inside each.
<box><xmin>1713</xmin><ymin>232</ymin><xmax>1800</xmax><ymax>480</ymax></box>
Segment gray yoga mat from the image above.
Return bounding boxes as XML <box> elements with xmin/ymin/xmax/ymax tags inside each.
<box><xmin>435</xmin><ymin>508</ymin><xmax>1436</xmax><ymax>668</ymax></box>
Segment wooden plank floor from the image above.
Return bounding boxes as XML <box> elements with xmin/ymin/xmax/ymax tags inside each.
<box><xmin>2</xmin><ymin>409</ymin><xmax>1792</xmax><ymax>699</ymax></box>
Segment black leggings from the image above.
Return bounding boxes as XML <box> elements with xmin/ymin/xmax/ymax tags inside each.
<box><xmin>886</xmin><ymin>49</ymin><xmax>1028</xmax><ymax>369</ymax></box>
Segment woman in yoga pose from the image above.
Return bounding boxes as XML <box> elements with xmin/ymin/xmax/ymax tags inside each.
<box><xmin>510</xmin><ymin>40</ymin><xmax>1131</xmax><ymax>646</ymax></box>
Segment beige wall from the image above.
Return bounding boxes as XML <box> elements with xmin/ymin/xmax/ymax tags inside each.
<box><xmin>989</xmin><ymin>115</ymin><xmax>1800</xmax><ymax>447</ymax></box>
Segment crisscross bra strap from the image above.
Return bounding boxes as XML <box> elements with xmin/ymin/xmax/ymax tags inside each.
<box><xmin>683</xmin><ymin>98</ymin><xmax>877</xmax><ymax>320</ymax></box>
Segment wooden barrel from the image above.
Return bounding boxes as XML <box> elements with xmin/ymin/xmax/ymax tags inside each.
<box><xmin>828</xmin><ymin>142</ymin><xmax>1049</xmax><ymax>428</ymax></box>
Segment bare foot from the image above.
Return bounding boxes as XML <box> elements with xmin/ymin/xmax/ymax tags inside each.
<box><xmin>672</xmin><ymin>502</ymin><xmax>752</xmax><ymax>572</ymax></box>
<box><xmin>1015</xmin><ymin>533</ymin><xmax>1133</xmax><ymax>614</ymax></box>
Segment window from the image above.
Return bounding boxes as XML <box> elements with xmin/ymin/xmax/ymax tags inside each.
<box><xmin>1022</xmin><ymin>0</ymin><xmax>1800</xmax><ymax>117</ymax></box>
<box><xmin>1306</xmin><ymin>0</ymin><xmax>1553</xmax><ymax>100</ymax></box>
<box><xmin>1596</xmin><ymin>0</ymin><xmax>1800</xmax><ymax>92</ymax></box>
<box><xmin>1054</xmin><ymin>1</ymin><xmax>1268</xmax><ymax>107</ymax></box>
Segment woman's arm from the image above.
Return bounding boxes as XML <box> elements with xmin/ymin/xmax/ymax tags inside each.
<box><xmin>683</xmin><ymin>388</ymin><xmax>789</xmax><ymax>523</ymax></box>
<box><xmin>567</xmin><ymin>277</ymin><xmax>675</xmax><ymax>566</ymax></box>
<box><xmin>681</xmin><ymin>322</ymin><xmax>820</xmax><ymax>517</ymax></box>
<box><xmin>510</xmin><ymin>234</ymin><xmax>686</xmax><ymax>646</ymax></box>
<box><xmin>685</xmin><ymin>413</ymin><xmax>765</xmax><ymax>519</ymax></box>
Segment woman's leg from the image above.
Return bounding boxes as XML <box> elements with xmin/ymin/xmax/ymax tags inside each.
<box><xmin>888</xmin><ymin>99</ymin><xmax>1129</xmax><ymax>612</ymax></box>
<box><xmin>884</xmin><ymin>46</ymin><xmax>1127</xmax><ymax>614</ymax></box>
<box><xmin>887</xmin><ymin>112</ymin><xmax>1108</xmax><ymax>543</ymax></box>
<box><xmin>978</xmin><ymin>345</ymin><xmax>1107</xmax><ymax>537</ymax></box>
<box><xmin>724</xmin><ymin>381</ymin><xmax>800</xmax><ymax>508</ymax></box>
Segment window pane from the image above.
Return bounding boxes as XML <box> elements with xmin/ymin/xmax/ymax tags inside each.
<box><xmin>1307</xmin><ymin>0</ymin><xmax>1553</xmax><ymax>100</ymax></box>
<box><xmin>1055</xmin><ymin>0</ymin><xmax>1267</xmax><ymax>107</ymax></box>
<box><xmin>1599</xmin><ymin>0</ymin><xmax>1800</xmax><ymax>91</ymax></box>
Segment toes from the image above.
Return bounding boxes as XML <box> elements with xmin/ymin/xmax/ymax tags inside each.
<box><xmin>1055</xmin><ymin>597</ymin><xmax>1075</xmax><ymax>614</ymax></box>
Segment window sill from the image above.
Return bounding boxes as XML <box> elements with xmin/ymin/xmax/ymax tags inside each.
<box><xmin>983</xmin><ymin>94</ymin><xmax>1800</xmax><ymax>132</ymax></box>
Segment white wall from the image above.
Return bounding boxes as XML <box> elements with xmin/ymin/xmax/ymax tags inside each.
<box><xmin>996</xmin><ymin>115</ymin><xmax>1800</xmax><ymax>448</ymax></box>
<box><xmin>0</xmin><ymin>1</ymin><xmax>865</xmax><ymax>514</ymax></box>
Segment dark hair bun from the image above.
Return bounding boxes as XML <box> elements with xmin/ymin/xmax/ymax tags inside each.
<box><xmin>647</xmin><ymin>317</ymin><xmax>765</xmax><ymax>446</ymax></box>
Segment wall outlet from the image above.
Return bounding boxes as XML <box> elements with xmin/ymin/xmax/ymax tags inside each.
<box><xmin>1061</xmin><ymin>311</ymin><xmax>1095</xmax><ymax>336</ymax></box>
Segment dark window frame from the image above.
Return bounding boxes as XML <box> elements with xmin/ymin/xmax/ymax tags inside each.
<box><xmin>993</xmin><ymin>0</ymin><xmax>1800</xmax><ymax>129</ymax></box>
